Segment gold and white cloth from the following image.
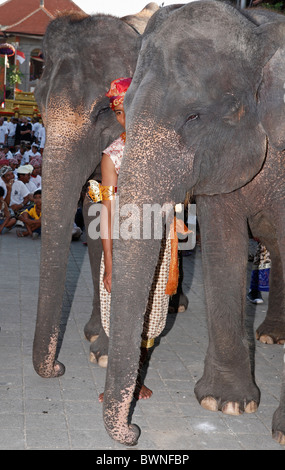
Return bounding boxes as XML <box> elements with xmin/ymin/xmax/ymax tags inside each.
<box><xmin>100</xmin><ymin>236</ymin><xmax>171</xmax><ymax>347</ymax></box>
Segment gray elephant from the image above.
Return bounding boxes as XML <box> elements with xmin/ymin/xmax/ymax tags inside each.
<box><xmin>33</xmin><ymin>2</ymin><xmax>188</xmax><ymax>375</ymax></box>
<box><xmin>101</xmin><ymin>2</ymin><xmax>285</xmax><ymax>446</ymax></box>
<box><xmin>32</xmin><ymin>3</ymin><xmax>160</xmax><ymax>377</ymax></box>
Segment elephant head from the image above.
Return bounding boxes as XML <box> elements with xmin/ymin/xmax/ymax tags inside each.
<box><xmin>102</xmin><ymin>2</ymin><xmax>285</xmax><ymax>444</ymax></box>
<box><xmin>32</xmin><ymin>4</ymin><xmax>159</xmax><ymax>378</ymax></box>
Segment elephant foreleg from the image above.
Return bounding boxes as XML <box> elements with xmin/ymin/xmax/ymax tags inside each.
<box><xmin>272</xmin><ymin>368</ymin><xmax>285</xmax><ymax>446</ymax></box>
<box><xmin>194</xmin><ymin>195</ymin><xmax>260</xmax><ymax>415</ymax></box>
<box><xmin>266</xmin><ymin>213</ymin><xmax>285</xmax><ymax>445</ymax></box>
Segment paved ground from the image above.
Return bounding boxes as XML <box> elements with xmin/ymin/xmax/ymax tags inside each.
<box><xmin>0</xmin><ymin>228</ymin><xmax>284</xmax><ymax>451</ymax></box>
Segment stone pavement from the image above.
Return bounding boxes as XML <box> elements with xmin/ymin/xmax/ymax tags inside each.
<box><xmin>0</xmin><ymin>228</ymin><xmax>284</xmax><ymax>451</ymax></box>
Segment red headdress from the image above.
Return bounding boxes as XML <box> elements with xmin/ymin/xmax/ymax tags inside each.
<box><xmin>106</xmin><ymin>77</ymin><xmax>132</xmax><ymax>110</ymax></box>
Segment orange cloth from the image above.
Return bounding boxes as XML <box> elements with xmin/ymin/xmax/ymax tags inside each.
<box><xmin>165</xmin><ymin>217</ymin><xmax>192</xmax><ymax>296</ymax></box>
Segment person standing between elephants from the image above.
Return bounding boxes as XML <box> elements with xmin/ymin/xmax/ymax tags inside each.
<box><xmin>88</xmin><ymin>77</ymin><xmax>176</xmax><ymax>401</ymax></box>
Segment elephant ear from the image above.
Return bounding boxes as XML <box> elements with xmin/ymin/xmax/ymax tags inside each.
<box><xmin>121</xmin><ymin>2</ymin><xmax>160</xmax><ymax>34</ymax></box>
<box><xmin>257</xmin><ymin>21</ymin><xmax>285</xmax><ymax>151</ymax></box>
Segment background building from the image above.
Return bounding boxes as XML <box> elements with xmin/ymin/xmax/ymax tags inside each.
<box><xmin>0</xmin><ymin>0</ymin><xmax>86</xmax><ymax>109</ymax></box>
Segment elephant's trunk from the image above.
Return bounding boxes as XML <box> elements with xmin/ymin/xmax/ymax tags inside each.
<box><xmin>33</xmin><ymin>144</ymin><xmax>84</xmax><ymax>378</ymax></box>
<box><xmin>103</xmin><ymin>237</ymin><xmax>162</xmax><ymax>445</ymax></box>
<box><xmin>102</xmin><ymin>115</ymin><xmax>187</xmax><ymax>444</ymax></box>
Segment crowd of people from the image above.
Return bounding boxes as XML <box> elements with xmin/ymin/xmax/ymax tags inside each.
<box><xmin>0</xmin><ymin>115</ymin><xmax>83</xmax><ymax>241</ymax></box>
<box><xmin>0</xmin><ymin>115</ymin><xmax>44</xmax><ymax>238</ymax></box>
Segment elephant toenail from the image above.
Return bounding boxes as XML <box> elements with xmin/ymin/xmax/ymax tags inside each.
<box><xmin>200</xmin><ymin>397</ymin><xmax>218</xmax><ymax>412</ymax></box>
<box><xmin>222</xmin><ymin>402</ymin><xmax>242</xmax><ymax>415</ymax></box>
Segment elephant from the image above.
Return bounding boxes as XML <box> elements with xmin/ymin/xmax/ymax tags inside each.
<box><xmin>32</xmin><ymin>3</ymin><xmax>161</xmax><ymax>377</ymax></box>
<box><xmin>100</xmin><ymin>2</ymin><xmax>285</xmax><ymax>446</ymax></box>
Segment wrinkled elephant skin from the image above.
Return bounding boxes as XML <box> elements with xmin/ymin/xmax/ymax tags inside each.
<box><xmin>103</xmin><ymin>2</ymin><xmax>285</xmax><ymax>446</ymax></box>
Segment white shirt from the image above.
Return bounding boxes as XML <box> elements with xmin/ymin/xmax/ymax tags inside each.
<box><xmin>26</xmin><ymin>179</ymin><xmax>37</xmax><ymax>194</ymax></box>
<box><xmin>39</xmin><ymin>126</ymin><xmax>45</xmax><ymax>149</ymax></box>
<box><xmin>10</xmin><ymin>180</ymin><xmax>29</xmax><ymax>207</ymax></box>
<box><xmin>27</xmin><ymin>149</ymin><xmax>41</xmax><ymax>160</ymax></box>
<box><xmin>30</xmin><ymin>175</ymin><xmax>41</xmax><ymax>189</ymax></box>
<box><xmin>6</xmin><ymin>121</ymin><xmax>16</xmax><ymax>137</ymax></box>
<box><xmin>0</xmin><ymin>125</ymin><xmax>8</xmax><ymax>144</ymax></box>
<box><xmin>14</xmin><ymin>150</ymin><xmax>24</xmax><ymax>160</ymax></box>
<box><xmin>5</xmin><ymin>150</ymin><xmax>14</xmax><ymax>160</ymax></box>
<box><xmin>32</xmin><ymin>122</ymin><xmax>42</xmax><ymax>140</ymax></box>
<box><xmin>21</xmin><ymin>151</ymin><xmax>31</xmax><ymax>165</ymax></box>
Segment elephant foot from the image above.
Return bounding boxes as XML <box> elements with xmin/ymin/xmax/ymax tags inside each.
<box><xmin>89</xmin><ymin>351</ymin><xmax>108</xmax><ymax>368</ymax></box>
<box><xmin>273</xmin><ymin>431</ymin><xmax>285</xmax><ymax>446</ymax></box>
<box><xmin>86</xmin><ymin>334</ymin><xmax>99</xmax><ymax>343</ymax></box>
<box><xmin>256</xmin><ymin>319</ymin><xmax>285</xmax><ymax>345</ymax></box>
<box><xmin>168</xmin><ymin>291</ymin><xmax>189</xmax><ymax>313</ymax></box>
<box><xmin>84</xmin><ymin>313</ymin><xmax>101</xmax><ymax>342</ymax></box>
<box><xmin>89</xmin><ymin>328</ymin><xmax>109</xmax><ymax>368</ymax></box>
<box><xmin>272</xmin><ymin>406</ymin><xmax>285</xmax><ymax>446</ymax></box>
<box><xmin>195</xmin><ymin>363</ymin><xmax>260</xmax><ymax>416</ymax></box>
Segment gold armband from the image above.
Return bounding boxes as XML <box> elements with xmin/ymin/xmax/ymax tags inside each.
<box><xmin>88</xmin><ymin>180</ymin><xmax>117</xmax><ymax>202</ymax></box>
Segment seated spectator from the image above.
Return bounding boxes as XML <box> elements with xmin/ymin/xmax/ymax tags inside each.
<box><xmin>2</xmin><ymin>145</ymin><xmax>13</xmax><ymax>160</ymax></box>
<box><xmin>20</xmin><ymin>146</ymin><xmax>31</xmax><ymax>165</ymax></box>
<box><xmin>0</xmin><ymin>186</ymin><xmax>16</xmax><ymax>234</ymax></box>
<box><xmin>24</xmin><ymin>165</ymin><xmax>38</xmax><ymax>193</ymax></box>
<box><xmin>0</xmin><ymin>165</ymin><xmax>14</xmax><ymax>206</ymax></box>
<box><xmin>17</xmin><ymin>189</ymin><xmax>41</xmax><ymax>239</ymax></box>
<box><xmin>10</xmin><ymin>166</ymin><xmax>34</xmax><ymax>215</ymax></box>
<box><xmin>14</xmin><ymin>144</ymin><xmax>26</xmax><ymax>163</ymax></box>
<box><xmin>7</xmin><ymin>158</ymin><xmax>19</xmax><ymax>179</ymax></box>
<box><xmin>29</xmin><ymin>159</ymin><xmax>42</xmax><ymax>189</ymax></box>
<box><xmin>27</xmin><ymin>143</ymin><xmax>41</xmax><ymax>159</ymax></box>
<box><xmin>0</xmin><ymin>159</ymin><xmax>10</xmax><ymax>167</ymax></box>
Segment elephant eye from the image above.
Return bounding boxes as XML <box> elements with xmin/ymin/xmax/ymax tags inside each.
<box><xmin>91</xmin><ymin>105</ymin><xmax>110</xmax><ymax>124</ymax></box>
<box><xmin>186</xmin><ymin>114</ymin><xmax>199</xmax><ymax>122</ymax></box>
<box><xmin>98</xmin><ymin>106</ymin><xmax>110</xmax><ymax>116</ymax></box>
